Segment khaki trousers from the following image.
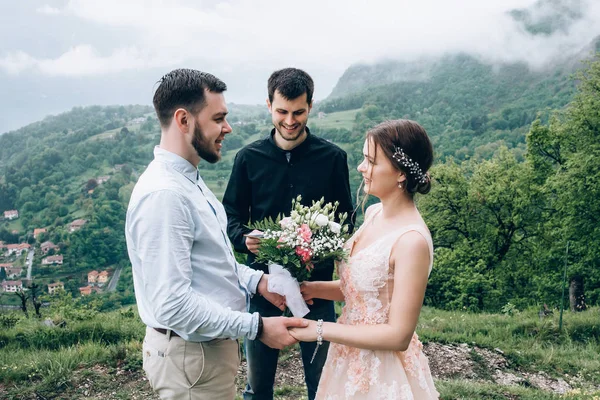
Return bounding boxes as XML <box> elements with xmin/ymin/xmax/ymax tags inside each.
<box><xmin>142</xmin><ymin>327</ymin><xmax>240</xmax><ymax>400</ymax></box>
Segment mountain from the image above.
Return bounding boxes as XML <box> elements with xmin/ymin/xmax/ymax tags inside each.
<box><xmin>509</xmin><ymin>0</ymin><xmax>585</xmax><ymax>36</ymax></box>
<box><xmin>318</xmin><ymin>35</ymin><xmax>600</xmax><ymax>160</ymax></box>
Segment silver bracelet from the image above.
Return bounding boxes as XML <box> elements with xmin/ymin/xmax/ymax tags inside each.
<box><xmin>310</xmin><ymin>319</ymin><xmax>324</xmax><ymax>364</ymax></box>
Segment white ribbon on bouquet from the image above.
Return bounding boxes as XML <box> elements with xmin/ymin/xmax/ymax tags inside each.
<box><xmin>267</xmin><ymin>263</ymin><xmax>310</xmax><ymax>318</ymax></box>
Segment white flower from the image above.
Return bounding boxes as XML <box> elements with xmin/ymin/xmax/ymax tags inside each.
<box><xmin>291</xmin><ymin>210</ymin><xmax>300</xmax><ymax>223</ymax></box>
<box><xmin>329</xmin><ymin>221</ymin><xmax>341</xmax><ymax>234</ymax></box>
<box><xmin>314</xmin><ymin>214</ymin><xmax>329</xmax><ymax>227</ymax></box>
<box><xmin>279</xmin><ymin>217</ymin><xmax>293</xmax><ymax>229</ymax></box>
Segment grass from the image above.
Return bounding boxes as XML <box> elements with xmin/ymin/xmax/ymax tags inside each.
<box><xmin>86</xmin><ymin>124</ymin><xmax>142</xmax><ymax>142</ymax></box>
<box><xmin>417</xmin><ymin>307</ymin><xmax>600</xmax><ymax>383</ymax></box>
<box><xmin>86</xmin><ymin>129</ymin><xmax>120</xmax><ymax>142</ymax></box>
<box><xmin>0</xmin><ymin>306</ymin><xmax>598</xmax><ymax>399</ymax></box>
<box><xmin>2</xmin><ymin>218</ymin><xmax>23</xmax><ymax>233</ymax></box>
<box><xmin>435</xmin><ymin>380</ymin><xmax>563</xmax><ymax>399</ymax></box>
<box><xmin>311</xmin><ymin>109</ymin><xmax>360</xmax><ymax>130</ymax></box>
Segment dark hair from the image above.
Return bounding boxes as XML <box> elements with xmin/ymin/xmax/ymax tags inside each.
<box><xmin>153</xmin><ymin>68</ymin><xmax>227</xmax><ymax>127</ymax></box>
<box><xmin>367</xmin><ymin>119</ymin><xmax>434</xmax><ymax>196</ymax></box>
<box><xmin>268</xmin><ymin>68</ymin><xmax>314</xmax><ymax>104</ymax></box>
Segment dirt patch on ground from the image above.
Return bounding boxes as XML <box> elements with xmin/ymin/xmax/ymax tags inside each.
<box><xmin>423</xmin><ymin>342</ymin><xmax>572</xmax><ymax>394</ymax></box>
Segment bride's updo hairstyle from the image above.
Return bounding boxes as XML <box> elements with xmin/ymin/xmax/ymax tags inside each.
<box><xmin>367</xmin><ymin>119</ymin><xmax>433</xmax><ymax>196</ymax></box>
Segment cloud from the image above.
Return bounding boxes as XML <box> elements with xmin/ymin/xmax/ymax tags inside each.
<box><xmin>0</xmin><ymin>51</ymin><xmax>37</xmax><ymax>75</ymax></box>
<box><xmin>36</xmin><ymin>5</ymin><xmax>61</xmax><ymax>15</ymax></box>
<box><xmin>3</xmin><ymin>0</ymin><xmax>600</xmax><ymax>79</ymax></box>
<box><xmin>0</xmin><ymin>45</ymin><xmax>179</xmax><ymax>76</ymax></box>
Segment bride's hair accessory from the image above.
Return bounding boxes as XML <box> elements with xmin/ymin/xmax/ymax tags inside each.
<box><xmin>392</xmin><ymin>147</ymin><xmax>428</xmax><ymax>184</ymax></box>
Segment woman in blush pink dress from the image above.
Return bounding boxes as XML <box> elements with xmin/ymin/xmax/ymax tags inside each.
<box><xmin>290</xmin><ymin>120</ymin><xmax>439</xmax><ymax>399</ymax></box>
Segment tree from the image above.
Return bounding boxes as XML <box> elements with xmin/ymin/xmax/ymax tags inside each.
<box><xmin>14</xmin><ymin>289</ymin><xmax>29</xmax><ymax>317</ymax></box>
<box><xmin>86</xmin><ymin>178</ymin><xmax>98</xmax><ymax>191</ymax></box>
<box><xmin>525</xmin><ymin>55</ymin><xmax>600</xmax><ymax>309</ymax></box>
<box><xmin>420</xmin><ymin>149</ymin><xmax>545</xmax><ymax>310</ymax></box>
<box><xmin>0</xmin><ymin>267</ymin><xmax>6</xmax><ymax>281</ymax></box>
<box><xmin>28</xmin><ymin>282</ymin><xmax>43</xmax><ymax>318</ymax></box>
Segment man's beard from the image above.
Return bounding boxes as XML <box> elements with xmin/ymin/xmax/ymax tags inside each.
<box><xmin>275</xmin><ymin>121</ymin><xmax>306</xmax><ymax>142</ymax></box>
<box><xmin>192</xmin><ymin>121</ymin><xmax>220</xmax><ymax>164</ymax></box>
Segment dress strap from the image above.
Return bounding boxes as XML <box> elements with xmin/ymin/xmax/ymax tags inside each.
<box><xmin>350</xmin><ymin>203</ymin><xmax>383</xmax><ymax>240</ymax></box>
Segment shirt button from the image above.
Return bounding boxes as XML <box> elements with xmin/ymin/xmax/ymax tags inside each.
<box><xmin>289</xmin><ymin>184</ymin><xmax>294</xmax><ymax>188</ymax></box>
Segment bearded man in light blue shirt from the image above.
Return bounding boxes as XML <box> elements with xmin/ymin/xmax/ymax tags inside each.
<box><xmin>125</xmin><ymin>69</ymin><xmax>308</xmax><ymax>400</ymax></box>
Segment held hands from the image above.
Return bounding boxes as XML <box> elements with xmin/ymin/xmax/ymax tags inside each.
<box><xmin>259</xmin><ymin>317</ymin><xmax>308</xmax><ymax>349</ymax></box>
<box><xmin>253</xmin><ymin>250</ymin><xmax>320</xmax><ymax>347</ymax></box>
<box><xmin>288</xmin><ymin>319</ymin><xmax>318</xmax><ymax>342</ymax></box>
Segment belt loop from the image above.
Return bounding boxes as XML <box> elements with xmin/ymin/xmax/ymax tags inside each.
<box><xmin>166</xmin><ymin>329</ymin><xmax>172</xmax><ymax>340</ymax></box>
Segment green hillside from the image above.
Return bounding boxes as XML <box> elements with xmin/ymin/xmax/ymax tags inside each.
<box><xmin>1</xmin><ymin>49</ymin><xmax>599</xmax><ymax>315</ymax></box>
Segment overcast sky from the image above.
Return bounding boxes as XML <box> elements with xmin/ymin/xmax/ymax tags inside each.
<box><xmin>1</xmin><ymin>0</ymin><xmax>599</xmax><ymax>133</ymax></box>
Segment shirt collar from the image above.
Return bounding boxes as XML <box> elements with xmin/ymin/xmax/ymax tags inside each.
<box><xmin>153</xmin><ymin>146</ymin><xmax>198</xmax><ymax>183</ymax></box>
<box><xmin>268</xmin><ymin>127</ymin><xmax>313</xmax><ymax>157</ymax></box>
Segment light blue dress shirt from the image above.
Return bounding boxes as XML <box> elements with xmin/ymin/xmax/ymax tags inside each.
<box><xmin>126</xmin><ymin>147</ymin><xmax>263</xmax><ymax>341</ymax></box>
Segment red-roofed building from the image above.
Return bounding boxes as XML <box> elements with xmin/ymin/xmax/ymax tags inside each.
<box><xmin>2</xmin><ymin>280</ymin><xmax>23</xmax><ymax>292</ymax></box>
<box><xmin>79</xmin><ymin>286</ymin><xmax>101</xmax><ymax>296</ymax></box>
<box><xmin>88</xmin><ymin>270</ymin><xmax>99</xmax><ymax>284</ymax></box>
<box><xmin>41</xmin><ymin>241</ymin><xmax>59</xmax><ymax>254</ymax></box>
<box><xmin>33</xmin><ymin>228</ymin><xmax>47</xmax><ymax>239</ymax></box>
<box><xmin>5</xmin><ymin>243</ymin><xmax>31</xmax><ymax>257</ymax></box>
<box><xmin>0</xmin><ymin>263</ymin><xmax>21</xmax><ymax>279</ymax></box>
<box><xmin>98</xmin><ymin>270</ymin><xmax>110</xmax><ymax>284</ymax></box>
<box><xmin>4</xmin><ymin>210</ymin><xmax>19</xmax><ymax>220</ymax></box>
<box><xmin>47</xmin><ymin>282</ymin><xmax>65</xmax><ymax>295</ymax></box>
<box><xmin>42</xmin><ymin>255</ymin><xmax>63</xmax><ymax>265</ymax></box>
<box><xmin>79</xmin><ymin>286</ymin><xmax>92</xmax><ymax>296</ymax></box>
<box><xmin>4</xmin><ymin>266</ymin><xmax>23</xmax><ymax>279</ymax></box>
<box><xmin>69</xmin><ymin>219</ymin><xmax>88</xmax><ymax>233</ymax></box>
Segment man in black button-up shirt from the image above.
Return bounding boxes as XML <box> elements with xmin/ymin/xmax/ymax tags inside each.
<box><xmin>223</xmin><ymin>68</ymin><xmax>354</xmax><ymax>400</ymax></box>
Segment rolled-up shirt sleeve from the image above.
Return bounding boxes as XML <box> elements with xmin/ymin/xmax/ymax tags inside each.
<box><xmin>236</xmin><ymin>262</ymin><xmax>264</xmax><ymax>296</ymax></box>
<box><xmin>127</xmin><ymin>189</ymin><xmax>260</xmax><ymax>340</ymax></box>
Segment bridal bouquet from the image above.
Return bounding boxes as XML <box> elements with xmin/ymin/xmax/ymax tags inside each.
<box><xmin>248</xmin><ymin>196</ymin><xmax>350</xmax><ymax>316</ymax></box>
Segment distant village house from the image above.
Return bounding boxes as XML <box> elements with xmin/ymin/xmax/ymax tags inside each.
<box><xmin>96</xmin><ymin>176</ymin><xmax>111</xmax><ymax>184</ymax></box>
<box><xmin>79</xmin><ymin>286</ymin><xmax>92</xmax><ymax>296</ymax></box>
<box><xmin>2</xmin><ymin>280</ymin><xmax>23</xmax><ymax>293</ymax></box>
<box><xmin>41</xmin><ymin>241</ymin><xmax>59</xmax><ymax>254</ymax></box>
<box><xmin>69</xmin><ymin>219</ymin><xmax>88</xmax><ymax>233</ymax></box>
<box><xmin>79</xmin><ymin>285</ymin><xmax>101</xmax><ymax>296</ymax></box>
<box><xmin>0</xmin><ymin>263</ymin><xmax>22</xmax><ymax>279</ymax></box>
<box><xmin>1</xmin><ymin>264</ymin><xmax>23</xmax><ymax>279</ymax></box>
<box><xmin>98</xmin><ymin>271</ymin><xmax>109</xmax><ymax>284</ymax></box>
<box><xmin>88</xmin><ymin>270</ymin><xmax>99</xmax><ymax>284</ymax></box>
<box><xmin>42</xmin><ymin>255</ymin><xmax>63</xmax><ymax>265</ymax></box>
<box><xmin>5</xmin><ymin>243</ymin><xmax>31</xmax><ymax>257</ymax></box>
<box><xmin>47</xmin><ymin>282</ymin><xmax>65</xmax><ymax>295</ymax></box>
<box><xmin>33</xmin><ymin>228</ymin><xmax>47</xmax><ymax>239</ymax></box>
<box><xmin>3</xmin><ymin>210</ymin><xmax>19</xmax><ymax>220</ymax></box>
<box><xmin>88</xmin><ymin>270</ymin><xmax>110</xmax><ymax>285</ymax></box>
